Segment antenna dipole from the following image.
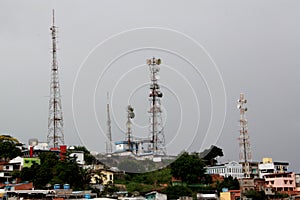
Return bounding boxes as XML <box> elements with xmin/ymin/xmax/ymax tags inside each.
<box><xmin>106</xmin><ymin>92</ymin><xmax>112</xmax><ymax>154</ymax></box>
<box><xmin>237</xmin><ymin>93</ymin><xmax>252</xmax><ymax>177</ymax></box>
<box><xmin>147</xmin><ymin>57</ymin><xmax>166</xmax><ymax>156</ymax></box>
<box><xmin>47</xmin><ymin>10</ymin><xmax>64</xmax><ymax>148</ymax></box>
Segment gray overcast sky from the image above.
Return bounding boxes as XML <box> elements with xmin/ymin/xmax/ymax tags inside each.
<box><xmin>1</xmin><ymin>1</ymin><xmax>300</xmax><ymax>172</ymax></box>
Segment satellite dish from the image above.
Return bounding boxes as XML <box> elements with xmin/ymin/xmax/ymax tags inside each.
<box><xmin>146</xmin><ymin>59</ymin><xmax>151</xmax><ymax>65</ymax></box>
<box><xmin>28</xmin><ymin>138</ymin><xmax>38</xmax><ymax>146</ymax></box>
<box><xmin>237</xmin><ymin>105</ymin><xmax>241</xmax><ymax>109</ymax></box>
<box><xmin>130</xmin><ymin>113</ymin><xmax>135</xmax><ymax>119</ymax></box>
<box><xmin>156</xmin><ymin>58</ymin><xmax>161</xmax><ymax>65</ymax></box>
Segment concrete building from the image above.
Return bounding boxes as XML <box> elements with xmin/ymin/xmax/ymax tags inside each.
<box><xmin>206</xmin><ymin>161</ymin><xmax>244</xmax><ymax>179</ymax></box>
<box><xmin>238</xmin><ymin>178</ymin><xmax>265</xmax><ymax>199</ymax></box>
<box><xmin>220</xmin><ymin>190</ymin><xmax>241</xmax><ymax>200</ymax></box>
<box><xmin>258</xmin><ymin>158</ymin><xmax>289</xmax><ymax>178</ymax></box>
<box><xmin>264</xmin><ymin>172</ymin><xmax>296</xmax><ymax>193</ymax></box>
<box><xmin>145</xmin><ymin>191</ymin><xmax>167</xmax><ymax>200</ymax></box>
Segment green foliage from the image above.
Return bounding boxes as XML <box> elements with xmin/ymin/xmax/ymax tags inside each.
<box><xmin>126</xmin><ymin>182</ymin><xmax>154</xmax><ymax>194</ymax></box>
<box><xmin>161</xmin><ymin>185</ymin><xmax>193</xmax><ymax>200</ymax></box>
<box><xmin>170</xmin><ymin>152</ymin><xmax>206</xmax><ymax>184</ymax></box>
<box><xmin>19</xmin><ymin>152</ymin><xmax>87</xmax><ymax>190</ymax></box>
<box><xmin>0</xmin><ymin>139</ymin><xmax>21</xmax><ymax>161</ymax></box>
<box><xmin>127</xmin><ymin>167</ymin><xmax>171</xmax><ymax>186</ymax></box>
<box><xmin>244</xmin><ymin>189</ymin><xmax>265</xmax><ymax>200</ymax></box>
<box><xmin>215</xmin><ymin>176</ymin><xmax>239</xmax><ymax>192</ymax></box>
<box><xmin>201</xmin><ymin>145</ymin><xmax>224</xmax><ymax>166</ymax></box>
<box><xmin>101</xmin><ymin>181</ymin><xmax>119</xmax><ymax>196</ymax></box>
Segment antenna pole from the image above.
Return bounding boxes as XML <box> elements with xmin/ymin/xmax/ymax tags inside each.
<box><xmin>47</xmin><ymin>10</ymin><xmax>64</xmax><ymax>148</ymax></box>
<box><xmin>237</xmin><ymin>93</ymin><xmax>252</xmax><ymax>178</ymax></box>
<box><xmin>147</xmin><ymin>57</ymin><xmax>166</xmax><ymax>156</ymax></box>
<box><xmin>106</xmin><ymin>92</ymin><xmax>112</xmax><ymax>154</ymax></box>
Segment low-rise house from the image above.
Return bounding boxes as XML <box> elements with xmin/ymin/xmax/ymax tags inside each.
<box><xmin>90</xmin><ymin>168</ymin><xmax>114</xmax><ymax>185</ymax></box>
<box><xmin>264</xmin><ymin>172</ymin><xmax>296</xmax><ymax>194</ymax></box>
<box><xmin>145</xmin><ymin>191</ymin><xmax>167</xmax><ymax>200</ymax></box>
<box><xmin>220</xmin><ymin>190</ymin><xmax>241</xmax><ymax>200</ymax></box>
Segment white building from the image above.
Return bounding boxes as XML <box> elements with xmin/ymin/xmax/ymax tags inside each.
<box><xmin>258</xmin><ymin>158</ymin><xmax>289</xmax><ymax>178</ymax></box>
<box><xmin>206</xmin><ymin>161</ymin><xmax>244</xmax><ymax>179</ymax></box>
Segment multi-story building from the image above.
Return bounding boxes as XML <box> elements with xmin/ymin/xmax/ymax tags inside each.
<box><xmin>258</xmin><ymin>158</ymin><xmax>289</xmax><ymax>178</ymax></box>
<box><xmin>264</xmin><ymin>172</ymin><xmax>296</xmax><ymax>193</ymax></box>
<box><xmin>206</xmin><ymin>161</ymin><xmax>244</xmax><ymax>179</ymax></box>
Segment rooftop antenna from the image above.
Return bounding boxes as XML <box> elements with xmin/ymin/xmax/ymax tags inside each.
<box><xmin>47</xmin><ymin>9</ymin><xmax>64</xmax><ymax>148</ymax></box>
<box><xmin>106</xmin><ymin>92</ymin><xmax>113</xmax><ymax>154</ymax></box>
<box><xmin>126</xmin><ymin>105</ymin><xmax>135</xmax><ymax>151</ymax></box>
<box><xmin>237</xmin><ymin>93</ymin><xmax>252</xmax><ymax>178</ymax></box>
<box><xmin>147</xmin><ymin>57</ymin><xmax>166</xmax><ymax>156</ymax></box>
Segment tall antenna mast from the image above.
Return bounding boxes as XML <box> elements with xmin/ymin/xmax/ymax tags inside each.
<box><xmin>126</xmin><ymin>105</ymin><xmax>135</xmax><ymax>151</ymax></box>
<box><xmin>147</xmin><ymin>57</ymin><xmax>166</xmax><ymax>156</ymax></box>
<box><xmin>106</xmin><ymin>92</ymin><xmax>112</xmax><ymax>154</ymax></box>
<box><xmin>47</xmin><ymin>9</ymin><xmax>64</xmax><ymax>148</ymax></box>
<box><xmin>237</xmin><ymin>93</ymin><xmax>252</xmax><ymax>178</ymax></box>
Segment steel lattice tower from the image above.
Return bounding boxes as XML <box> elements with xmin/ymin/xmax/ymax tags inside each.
<box><xmin>237</xmin><ymin>93</ymin><xmax>252</xmax><ymax>178</ymax></box>
<box><xmin>106</xmin><ymin>93</ymin><xmax>113</xmax><ymax>154</ymax></box>
<box><xmin>147</xmin><ymin>57</ymin><xmax>166</xmax><ymax>156</ymax></box>
<box><xmin>47</xmin><ymin>10</ymin><xmax>64</xmax><ymax>148</ymax></box>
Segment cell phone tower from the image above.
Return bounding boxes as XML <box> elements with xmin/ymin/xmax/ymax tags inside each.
<box><xmin>126</xmin><ymin>105</ymin><xmax>135</xmax><ymax>151</ymax></box>
<box><xmin>237</xmin><ymin>93</ymin><xmax>252</xmax><ymax>178</ymax></box>
<box><xmin>147</xmin><ymin>57</ymin><xmax>166</xmax><ymax>156</ymax></box>
<box><xmin>106</xmin><ymin>92</ymin><xmax>112</xmax><ymax>154</ymax></box>
<box><xmin>47</xmin><ymin>10</ymin><xmax>64</xmax><ymax>148</ymax></box>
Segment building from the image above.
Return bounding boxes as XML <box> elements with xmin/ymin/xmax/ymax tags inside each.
<box><xmin>258</xmin><ymin>157</ymin><xmax>289</xmax><ymax>178</ymax></box>
<box><xmin>220</xmin><ymin>190</ymin><xmax>241</xmax><ymax>200</ymax></box>
<box><xmin>206</xmin><ymin>161</ymin><xmax>244</xmax><ymax>179</ymax></box>
<box><xmin>23</xmin><ymin>158</ymin><xmax>41</xmax><ymax>168</ymax></box>
<box><xmin>240</xmin><ymin>161</ymin><xmax>259</xmax><ymax>178</ymax></box>
<box><xmin>0</xmin><ymin>162</ymin><xmax>21</xmax><ymax>183</ymax></box>
<box><xmin>88</xmin><ymin>164</ymin><xmax>114</xmax><ymax>185</ymax></box>
<box><xmin>295</xmin><ymin>174</ymin><xmax>300</xmax><ymax>191</ymax></box>
<box><xmin>145</xmin><ymin>191</ymin><xmax>167</xmax><ymax>200</ymax></box>
<box><xmin>196</xmin><ymin>193</ymin><xmax>218</xmax><ymax>200</ymax></box>
<box><xmin>264</xmin><ymin>172</ymin><xmax>296</xmax><ymax>193</ymax></box>
<box><xmin>69</xmin><ymin>151</ymin><xmax>85</xmax><ymax>165</ymax></box>
<box><xmin>239</xmin><ymin>178</ymin><xmax>265</xmax><ymax>195</ymax></box>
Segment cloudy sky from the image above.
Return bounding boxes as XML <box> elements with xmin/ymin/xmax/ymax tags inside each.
<box><xmin>0</xmin><ymin>1</ymin><xmax>299</xmax><ymax>172</ymax></box>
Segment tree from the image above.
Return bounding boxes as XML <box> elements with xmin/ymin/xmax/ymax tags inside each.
<box><xmin>216</xmin><ymin>176</ymin><xmax>239</xmax><ymax>192</ymax></box>
<box><xmin>200</xmin><ymin>145</ymin><xmax>224</xmax><ymax>166</ymax></box>
<box><xmin>19</xmin><ymin>152</ymin><xmax>86</xmax><ymax>190</ymax></box>
<box><xmin>244</xmin><ymin>189</ymin><xmax>265</xmax><ymax>200</ymax></box>
<box><xmin>162</xmin><ymin>185</ymin><xmax>193</xmax><ymax>200</ymax></box>
<box><xmin>0</xmin><ymin>139</ymin><xmax>21</xmax><ymax>161</ymax></box>
<box><xmin>170</xmin><ymin>152</ymin><xmax>206</xmax><ymax>184</ymax></box>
